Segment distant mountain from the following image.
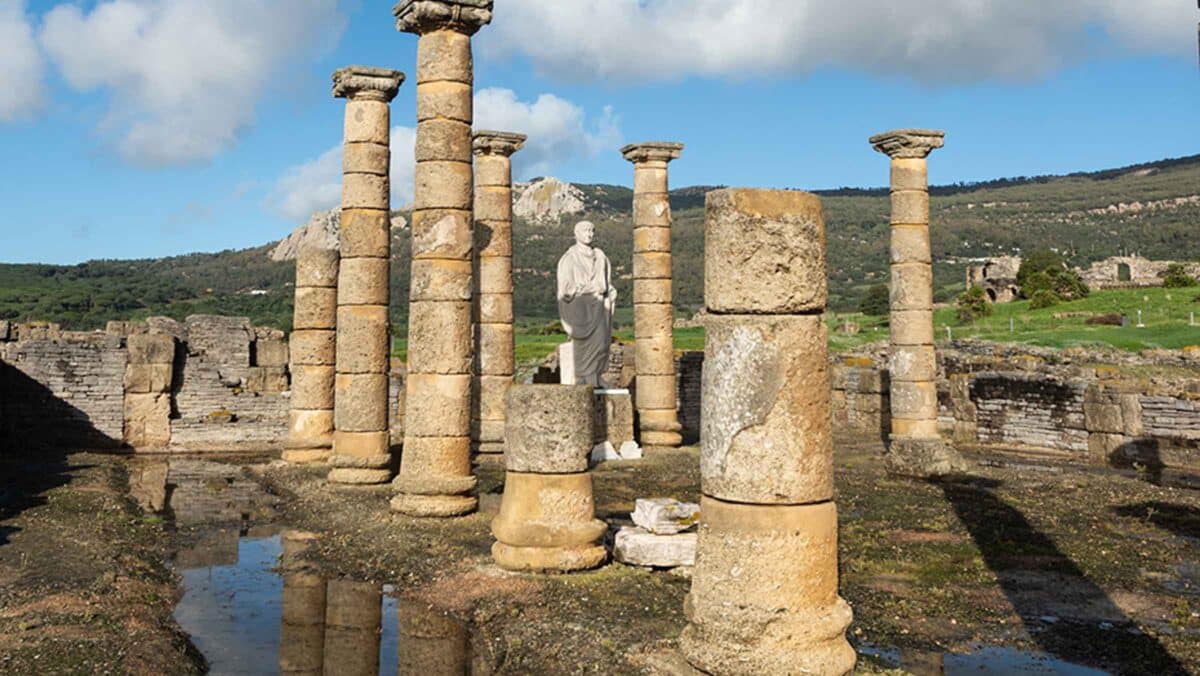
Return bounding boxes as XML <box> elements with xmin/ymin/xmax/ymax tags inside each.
<box><xmin>3</xmin><ymin>154</ymin><xmax>1199</xmax><ymax>329</ymax></box>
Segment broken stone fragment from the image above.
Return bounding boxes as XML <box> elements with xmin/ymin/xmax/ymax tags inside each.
<box><xmin>631</xmin><ymin>497</ymin><xmax>700</xmax><ymax>535</ymax></box>
<box><xmin>613</xmin><ymin>526</ymin><xmax>696</xmax><ymax>568</ymax></box>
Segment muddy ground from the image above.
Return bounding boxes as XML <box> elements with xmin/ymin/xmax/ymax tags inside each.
<box><xmin>1</xmin><ymin>437</ymin><xmax>1198</xmax><ymax>674</ymax></box>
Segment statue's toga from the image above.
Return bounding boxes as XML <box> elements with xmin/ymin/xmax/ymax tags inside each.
<box><xmin>557</xmin><ymin>221</ymin><xmax>617</xmax><ymax>387</ymax></box>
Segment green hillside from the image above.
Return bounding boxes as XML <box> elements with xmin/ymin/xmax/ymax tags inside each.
<box><xmin>2</xmin><ymin>154</ymin><xmax>1198</xmax><ymax>330</ymax></box>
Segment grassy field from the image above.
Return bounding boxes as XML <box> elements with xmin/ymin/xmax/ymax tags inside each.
<box><xmin>393</xmin><ymin>288</ymin><xmax>1200</xmax><ymax>364</ymax></box>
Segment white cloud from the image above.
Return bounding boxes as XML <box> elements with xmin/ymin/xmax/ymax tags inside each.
<box><xmin>39</xmin><ymin>0</ymin><xmax>344</xmax><ymax>166</ymax></box>
<box><xmin>0</xmin><ymin>1</ymin><xmax>45</xmax><ymax>121</ymax></box>
<box><xmin>478</xmin><ymin>0</ymin><xmax>1194</xmax><ymax>83</ymax></box>
<box><xmin>270</xmin><ymin>90</ymin><xmax>618</xmax><ymax>222</ymax></box>
<box><xmin>475</xmin><ymin>88</ymin><xmax>621</xmax><ymax>180</ymax></box>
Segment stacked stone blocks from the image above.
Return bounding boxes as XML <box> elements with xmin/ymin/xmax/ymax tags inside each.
<box><xmin>472</xmin><ymin>130</ymin><xmax>525</xmax><ymax>458</ymax></box>
<box><xmin>124</xmin><ymin>333</ymin><xmax>176</xmax><ymax>448</ymax></box>
<box><xmin>392</xmin><ymin>0</ymin><xmax>493</xmax><ymax>516</ymax></box>
<box><xmin>682</xmin><ymin>188</ymin><xmax>855</xmax><ymax>676</ymax></box>
<box><xmin>329</xmin><ymin>66</ymin><xmax>404</xmax><ymax>485</ymax></box>
<box><xmin>621</xmin><ymin>142</ymin><xmax>684</xmax><ymax>449</ymax></box>
<box><xmin>491</xmin><ymin>384</ymin><xmax>607</xmax><ymax>572</ymax></box>
<box><xmin>285</xmin><ymin>245</ymin><xmax>339</xmax><ymax>463</ymax></box>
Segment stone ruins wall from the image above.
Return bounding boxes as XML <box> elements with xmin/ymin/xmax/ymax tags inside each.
<box><xmin>832</xmin><ymin>341</ymin><xmax>1200</xmax><ymax>470</ymax></box>
<box><xmin>1</xmin><ymin>316</ymin><xmax>287</xmax><ymax>453</ymax></box>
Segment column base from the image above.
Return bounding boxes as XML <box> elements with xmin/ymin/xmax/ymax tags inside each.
<box><xmin>885</xmin><ymin>436</ymin><xmax>969</xmax><ymax>478</ymax></box>
<box><xmin>281</xmin><ymin>448</ymin><xmax>331</xmax><ymax>465</ymax></box>
<box><xmin>639</xmin><ymin>408</ymin><xmax>683</xmax><ymax>449</ymax></box>
<box><xmin>390</xmin><ymin>493</ymin><xmax>478</xmax><ymax>517</ymax></box>
<box><xmin>327</xmin><ymin>468</ymin><xmax>393</xmax><ymax>485</ymax></box>
<box><xmin>640</xmin><ymin>430</ymin><xmax>683</xmax><ymax>449</ymax></box>
<box><xmin>474</xmin><ymin>441</ymin><xmax>505</xmax><ymax>455</ymax></box>
<box><xmin>491</xmin><ymin>541</ymin><xmax>607</xmax><ymax>573</ymax></box>
<box><xmin>681</xmin><ymin>496</ymin><xmax>856</xmax><ymax>676</ymax></box>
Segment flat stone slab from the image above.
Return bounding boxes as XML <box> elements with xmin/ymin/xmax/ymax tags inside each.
<box><xmin>613</xmin><ymin>526</ymin><xmax>696</xmax><ymax>568</ymax></box>
<box><xmin>632</xmin><ymin>498</ymin><xmax>699</xmax><ymax>535</ymax></box>
<box><xmin>590</xmin><ymin>441</ymin><xmax>642</xmax><ymax>463</ymax></box>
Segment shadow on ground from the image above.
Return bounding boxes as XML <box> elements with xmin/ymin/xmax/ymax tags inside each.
<box><xmin>938</xmin><ymin>475</ymin><xmax>1189</xmax><ymax>675</ymax></box>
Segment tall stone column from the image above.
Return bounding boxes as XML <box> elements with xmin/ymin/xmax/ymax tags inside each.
<box><xmin>284</xmin><ymin>245</ymin><xmax>339</xmax><ymax>464</ymax></box>
<box><xmin>328</xmin><ymin>66</ymin><xmax>405</xmax><ymax>486</ymax></box>
<box><xmin>621</xmin><ymin>142</ymin><xmax>684</xmax><ymax>450</ymax></box>
<box><xmin>471</xmin><ymin>130</ymin><xmax>525</xmax><ymax>460</ymax></box>
<box><xmin>682</xmin><ymin>189</ymin><xmax>855</xmax><ymax>676</ymax></box>
<box><xmin>869</xmin><ymin>129</ymin><xmax>967</xmax><ymax>477</ymax></box>
<box><xmin>391</xmin><ymin>0</ymin><xmax>493</xmax><ymax>516</ymax></box>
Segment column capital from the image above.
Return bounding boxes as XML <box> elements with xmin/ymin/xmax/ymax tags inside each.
<box><xmin>332</xmin><ymin>66</ymin><xmax>405</xmax><ymax>102</ymax></box>
<box><xmin>473</xmin><ymin>130</ymin><xmax>526</xmax><ymax>157</ymax></box>
<box><xmin>621</xmin><ymin>142</ymin><xmax>684</xmax><ymax>164</ymax></box>
<box><xmin>393</xmin><ymin>0</ymin><xmax>493</xmax><ymax>35</ymax></box>
<box><xmin>869</xmin><ymin>129</ymin><xmax>945</xmax><ymax>159</ymax></box>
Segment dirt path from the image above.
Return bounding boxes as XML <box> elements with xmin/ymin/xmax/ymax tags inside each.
<box><xmin>0</xmin><ymin>453</ymin><xmax>203</xmax><ymax>675</ymax></box>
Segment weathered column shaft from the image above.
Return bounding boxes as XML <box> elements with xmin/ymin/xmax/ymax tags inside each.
<box><xmin>471</xmin><ymin>131</ymin><xmax>525</xmax><ymax>458</ymax></box>
<box><xmin>392</xmin><ymin>0</ymin><xmax>493</xmax><ymax>516</ymax></box>
<box><xmin>285</xmin><ymin>245</ymin><xmax>339</xmax><ymax>464</ymax></box>
<box><xmin>682</xmin><ymin>189</ymin><xmax>855</xmax><ymax>676</ymax></box>
<box><xmin>621</xmin><ymin>142</ymin><xmax>684</xmax><ymax>449</ymax></box>
<box><xmin>329</xmin><ymin>67</ymin><xmax>404</xmax><ymax>486</ymax></box>
<box><xmin>888</xmin><ymin>154</ymin><xmax>937</xmax><ymax>439</ymax></box>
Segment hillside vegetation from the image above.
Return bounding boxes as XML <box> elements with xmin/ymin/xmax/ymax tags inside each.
<box><xmin>2</xmin><ymin>154</ymin><xmax>1198</xmax><ymax>330</ymax></box>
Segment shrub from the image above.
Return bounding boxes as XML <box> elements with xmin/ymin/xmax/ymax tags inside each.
<box><xmin>1017</xmin><ymin>249</ymin><xmax>1089</xmax><ymax>300</ymax></box>
<box><xmin>529</xmin><ymin>320</ymin><xmax>565</xmax><ymax>335</ymax></box>
<box><xmin>956</xmin><ymin>285</ymin><xmax>991</xmax><ymax>323</ymax></box>
<box><xmin>1029</xmin><ymin>289</ymin><xmax>1061</xmax><ymax>309</ymax></box>
<box><xmin>1159</xmin><ymin>264</ymin><xmax>1197</xmax><ymax>289</ymax></box>
<box><xmin>1085</xmin><ymin>313</ymin><xmax>1123</xmax><ymax>326</ymax></box>
<box><xmin>857</xmin><ymin>284</ymin><xmax>890</xmax><ymax>316</ymax></box>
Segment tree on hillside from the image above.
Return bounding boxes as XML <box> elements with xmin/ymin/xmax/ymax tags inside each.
<box><xmin>1017</xmin><ymin>249</ymin><xmax>1089</xmax><ymax>301</ymax></box>
<box><xmin>857</xmin><ymin>284</ymin><xmax>889</xmax><ymax>316</ymax></box>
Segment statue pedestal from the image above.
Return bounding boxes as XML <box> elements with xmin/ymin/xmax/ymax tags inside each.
<box><xmin>591</xmin><ymin>388</ymin><xmax>641</xmax><ymax>462</ymax></box>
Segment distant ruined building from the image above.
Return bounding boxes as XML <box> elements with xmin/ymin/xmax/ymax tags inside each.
<box><xmin>967</xmin><ymin>254</ymin><xmax>1200</xmax><ymax>302</ymax></box>
<box><xmin>965</xmin><ymin>255</ymin><xmax>1021</xmax><ymax>303</ymax></box>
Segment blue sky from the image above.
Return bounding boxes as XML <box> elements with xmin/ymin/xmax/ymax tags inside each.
<box><xmin>0</xmin><ymin>0</ymin><xmax>1195</xmax><ymax>265</ymax></box>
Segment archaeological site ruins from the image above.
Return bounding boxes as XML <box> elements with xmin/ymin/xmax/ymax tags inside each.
<box><xmin>1</xmin><ymin>1</ymin><xmax>1198</xmax><ymax>675</ymax></box>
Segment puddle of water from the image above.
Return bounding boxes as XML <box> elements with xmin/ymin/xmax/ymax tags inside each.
<box><xmin>858</xmin><ymin>643</ymin><xmax>1112</xmax><ymax>675</ymax></box>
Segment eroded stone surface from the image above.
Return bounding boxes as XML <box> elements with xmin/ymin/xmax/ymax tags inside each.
<box><xmin>504</xmin><ymin>384</ymin><xmax>594</xmax><ymax>474</ymax></box>
<box><xmin>614</xmin><ymin>526</ymin><xmax>696</xmax><ymax>568</ymax></box>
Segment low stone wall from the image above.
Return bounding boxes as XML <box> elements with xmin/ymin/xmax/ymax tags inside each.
<box><xmin>0</xmin><ymin>316</ymin><xmax>292</xmax><ymax>452</ymax></box>
<box><xmin>831</xmin><ymin>341</ymin><xmax>1200</xmax><ymax>471</ymax></box>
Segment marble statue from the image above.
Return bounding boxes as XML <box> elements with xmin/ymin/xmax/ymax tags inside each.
<box><xmin>557</xmin><ymin>221</ymin><xmax>617</xmax><ymax>386</ymax></box>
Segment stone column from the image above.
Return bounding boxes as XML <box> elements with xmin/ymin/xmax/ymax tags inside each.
<box><xmin>279</xmin><ymin>531</ymin><xmax>325</xmax><ymax>676</ymax></box>
<box><xmin>328</xmin><ymin>66</ymin><xmax>405</xmax><ymax>486</ymax></box>
<box><xmin>284</xmin><ymin>245</ymin><xmax>339</xmax><ymax>464</ymax></box>
<box><xmin>471</xmin><ymin>130</ymin><xmax>525</xmax><ymax>460</ymax></box>
<box><xmin>869</xmin><ymin>129</ymin><xmax>967</xmax><ymax>477</ymax></box>
<box><xmin>682</xmin><ymin>189</ymin><xmax>855</xmax><ymax>676</ymax></box>
<box><xmin>323</xmin><ymin>580</ymin><xmax>381</xmax><ymax>676</ymax></box>
<box><xmin>491</xmin><ymin>384</ymin><xmax>607</xmax><ymax>572</ymax></box>
<box><xmin>621</xmin><ymin>142</ymin><xmax>684</xmax><ymax>450</ymax></box>
<box><xmin>391</xmin><ymin>0</ymin><xmax>493</xmax><ymax>516</ymax></box>
<box><xmin>124</xmin><ymin>333</ymin><xmax>175</xmax><ymax>448</ymax></box>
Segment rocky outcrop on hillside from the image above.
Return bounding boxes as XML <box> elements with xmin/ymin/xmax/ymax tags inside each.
<box><xmin>269</xmin><ymin>209</ymin><xmax>408</xmax><ymax>261</ymax></box>
<box><xmin>514</xmin><ymin>177</ymin><xmax>586</xmax><ymax>224</ymax></box>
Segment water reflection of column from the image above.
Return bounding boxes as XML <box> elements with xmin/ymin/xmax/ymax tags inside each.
<box><xmin>323</xmin><ymin>580</ymin><xmax>382</xmax><ymax>676</ymax></box>
<box><xmin>396</xmin><ymin>598</ymin><xmax>469</xmax><ymax>675</ymax></box>
<box><xmin>279</xmin><ymin>532</ymin><xmax>325</xmax><ymax>676</ymax></box>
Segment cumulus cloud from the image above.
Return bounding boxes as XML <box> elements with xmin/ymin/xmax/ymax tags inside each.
<box><xmin>475</xmin><ymin>88</ymin><xmax>621</xmax><ymax>179</ymax></box>
<box><xmin>271</xmin><ymin>126</ymin><xmax>417</xmax><ymax>223</ymax></box>
<box><xmin>0</xmin><ymin>1</ymin><xmax>45</xmax><ymax>121</ymax></box>
<box><xmin>478</xmin><ymin>0</ymin><xmax>1194</xmax><ymax>83</ymax></box>
<box><xmin>270</xmin><ymin>89</ymin><xmax>618</xmax><ymax>222</ymax></box>
<box><xmin>39</xmin><ymin>0</ymin><xmax>344</xmax><ymax>166</ymax></box>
